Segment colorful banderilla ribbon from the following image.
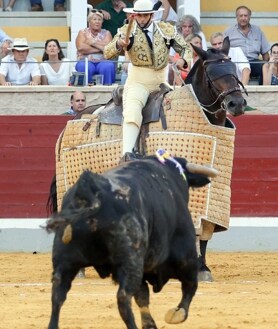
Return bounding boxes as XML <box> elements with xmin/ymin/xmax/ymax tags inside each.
<box><xmin>155</xmin><ymin>149</ymin><xmax>186</xmax><ymax>181</ymax></box>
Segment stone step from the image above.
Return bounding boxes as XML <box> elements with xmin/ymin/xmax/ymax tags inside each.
<box><xmin>0</xmin><ymin>0</ymin><xmax>70</xmax><ymax>11</ymax></box>
<box><xmin>0</xmin><ymin>12</ymin><xmax>68</xmax><ymax>27</ymax></box>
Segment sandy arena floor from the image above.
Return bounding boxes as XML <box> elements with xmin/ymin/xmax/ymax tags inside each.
<box><xmin>0</xmin><ymin>252</ymin><xmax>277</xmax><ymax>329</ymax></box>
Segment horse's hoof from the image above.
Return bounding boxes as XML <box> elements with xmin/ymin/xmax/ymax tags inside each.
<box><xmin>165</xmin><ymin>307</ymin><xmax>187</xmax><ymax>324</ymax></box>
<box><xmin>198</xmin><ymin>270</ymin><xmax>213</xmax><ymax>282</ymax></box>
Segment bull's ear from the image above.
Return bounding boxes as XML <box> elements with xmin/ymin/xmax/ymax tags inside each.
<box><xmin>186</xmin><ymin>173</ymin><xmax>210</xmax><ymax>188</ymax></box>
<box><xmin>74</xmin><ymin>170</ymin><xmax>104</xmax><ymax>208</ymax></box>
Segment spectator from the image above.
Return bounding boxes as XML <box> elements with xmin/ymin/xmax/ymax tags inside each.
<box><xmin>40</xmin><ymin>38</ymin><xmax>72</xmax><ymax>85</ymax></box>
<box><xmin>104</xmin><ymin>0</ymin><xmax>192</xmax><ymax>159</ymax></box>
<box><xmin>169</xmin><ymin>33</ymin><xmax>202</xmax><ymax>85</ymax></box>
<box><xmin>0</xmin><ymin>0</ymin><xmax>16</xmax><ymax>12</ymax></box>
<box><xmin>75</xmin><ymin>10</ymin><xmax>115</xmax><ymax>85</ymax></box>
<box><xmin>151</xmin><ymin>0</ymin><xmax>177</xmax><ymax>24</ymax></box>
<box><xmin>224</xmin><ymin>5</ymin><xmax>270</xmax><ymax>85</ymax></box>
<box><xmin>0</xmin><ymin>28</ymin><xmax>12</xmax><ymax>61</ymax></box>
<box><xmin>263</xmin><ymin>43</ymin><xmax>278</xmax><ymax>85</ymax></box>
<box><xmin>176</xmin><ymin>14</ymin><xmax>207</xmax><ymax>50</ymax></box>
<box><xmin>96</xmin><ymin>0</ymin><xmax>132</xmax><ymax>37</ymax></box>
<box><xmin>0</xmin><ymin>38</ymin><xmax>41</xmax><ymax>85</ymax></box>
<box><xmin>30</xmin><ymin>0</ymin><xmax>65</xmax><ymax>11</ymax></box>
<box><xmin>64</xmin><ymin>91</ymin><xmax>86</xmax><ymax>115</ymax></box>
<box><xmin>210</xmin><ymin>32</ymin><xmax>250</xmax><ymax>86</ymax></box>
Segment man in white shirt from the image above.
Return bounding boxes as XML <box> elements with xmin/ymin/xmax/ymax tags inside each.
<box><xmin>0</xmin><ymin>38</ymin><xmax>41</xmax><ymax>86</ymax></box>
<box><xmin>0</xmin><ymin>28</ymin><xmax>12</xmax><ymax>61</ymax></box>
<box><xmin>210</xmin><ymin>32</ymin><xmax>250</xmax><ymax>85</ymax></box>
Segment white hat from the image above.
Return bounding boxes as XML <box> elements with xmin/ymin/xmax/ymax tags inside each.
<box><xmin>8</xmin><ymin>38</ymin><xmax>31</xmax><ymax>51</ymax></box>
<box><xmin>124</xmin><ymin>0</ymin><xmax>164</xmax><ymax>14</ymax></box>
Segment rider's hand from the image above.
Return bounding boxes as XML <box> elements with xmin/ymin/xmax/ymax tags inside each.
<box><xmin>176</xmin><ymin>58</ymin><xmax>188</xmax><ymax>72</ymax></box>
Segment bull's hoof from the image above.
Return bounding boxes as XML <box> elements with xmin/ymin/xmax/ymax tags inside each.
<box><xmin>165</xmin><ymin>307</ymin><xmax>187</xmax><ymax>324</ymax></box>
<box><xmin>198</xmin><ymin>270</ymin><xmax>213</xmax><ymax>282</ymax></box>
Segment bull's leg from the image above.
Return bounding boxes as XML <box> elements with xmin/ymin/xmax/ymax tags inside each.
<box><xmin>198</xmin><ymin>240</ymin><xmax>213</xmax><ymax>282</ymax></box>
<box><xmin>48</xmin><ymin>268</ymin><xmax>78</xmax><ymax>329</ymax></box>
<box><xmin>134</xmin><ymin>281</ymin><xmax>158</xmax><ymax>329</ymax></box>
<box><xmin>165</xmin><ymin>248</ymin><xmax>198</xmax><ymax>324</ymax></box>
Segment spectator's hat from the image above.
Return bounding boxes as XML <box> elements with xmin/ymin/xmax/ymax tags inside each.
<box><xmin>8</xmin><ymin>38</ymin><xmax>31</xmax><ymax>51</ymax></box>
<box><xmin>124</xmin><ymin>0</ymin><xmax>164</xmax><ymax>14</ymax></box>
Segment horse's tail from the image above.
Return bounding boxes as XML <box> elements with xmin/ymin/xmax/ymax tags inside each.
<box><xmin>46</xmin><ymin>175</ymin><xmax>58</xmax><ymax>217</ymax></box>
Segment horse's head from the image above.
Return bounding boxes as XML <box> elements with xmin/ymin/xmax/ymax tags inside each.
<box><xmin>186</xmin><ymin>37</ymin><xmax>247</xmax><ymax>125</ymax></box>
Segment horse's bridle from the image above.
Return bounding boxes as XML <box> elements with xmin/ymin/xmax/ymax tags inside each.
<box><xmin>200</xmin><ymin>58</ymin><xmax>248</xmax><ymax>114</ymax></box>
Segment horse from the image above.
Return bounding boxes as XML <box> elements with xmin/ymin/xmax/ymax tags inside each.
<box><xmin>184</xmin><ymin>36</ymin><xmax>247</xmax><ymax>126</ymax></box>
<box><xmin>47</xmin><ymin>36</ymin><xmax>247</xmax><ymax>282</ymax></box>
<box><xmin>184</xmin><ymin>37</ymin><xmax>247</xmax><ymax>281</ymax></box>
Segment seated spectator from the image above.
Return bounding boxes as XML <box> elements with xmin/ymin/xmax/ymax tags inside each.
<box><xmin>64</xmin><ymin>91</ymin><xmax>86</xmax><ymax>115</ymax></box>
<box><xmin>224</xmin><ymin>5</ymin><xmax>270</xmax><ymax>85</ymax></box>
<box><xmin>0</xmin><ymin>28</ymin><xmax>12</xmax><ymax>61</ymax></box>
<box><xmin>210</xmin><ymin>32</ymin><xmax>250</xmax><ymax>85</ymax></box>
<box><xmin>176</xmin><ymin>14</ymin><xmax>207</xmax><ymax>50</ymax></box>
<box><xmin>169</xmin><ymin>33</ymin><xmax>202</xmax><ymax>85</ymax></box>
<box><xmin>152</xmin><ymin>0</ymin><xmax>177</xmax><ymax>24</ymax></box>
<box><xmin>40</xmin><ymin>38</ymin><xmax>73</xmax><ymax>85</ymax></box>
<box><xmin>75</xmin><ymin>10</ymin><xmax>115</xmax><ymax>85</ymax></box>
<box><xmin>30</xmin><ymin>0</ymin><xmax>65</xmax><ymax>11</ymax></box>
<box><xmin>0</xmin><ymin>38</ymin><xmax>41</xmax><ymax>85</ymax></box>
<box><xmin>263</xmin><ymin>43</ymin><xmax>278</xmax><ymax>85</ymax></box>
<box><xmin>0</xmin><ymin>0</ymin><xmax>16</xmax><ymax>11</ymax></box>
<box><xmin>96</xmin><ymin>0</ymin><xmax>132</xmax><ymax>37</ymax></box>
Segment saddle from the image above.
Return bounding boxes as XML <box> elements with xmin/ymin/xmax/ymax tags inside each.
<box><xmin>95</xmin><ymin>83</ymin><xmax>171</xmax><ymax>134</ymax></box>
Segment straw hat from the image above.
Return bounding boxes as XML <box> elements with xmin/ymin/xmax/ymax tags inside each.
<box><xmin>124</xmin><ymin>0</ymin><xmax>164</xmax><ymax>14</ymax></box>
<box><xmin>8</xmin><ymin>38</ymin><xmax>31</xmax><ymax>51</ymax></box>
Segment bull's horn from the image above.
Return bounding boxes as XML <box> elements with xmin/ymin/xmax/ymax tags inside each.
<box><xmin>186</xmin><ymin>163</ymin><xmax>218</xmax><ymax>178</ymax></box>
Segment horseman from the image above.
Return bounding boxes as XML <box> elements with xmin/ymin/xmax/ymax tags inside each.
<box><xmin>104</xmin><ymin>0</ymin><xmax>192</xmax><ymax>161</ymax></box>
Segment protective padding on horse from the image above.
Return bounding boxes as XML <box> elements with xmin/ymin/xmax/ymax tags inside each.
<box><xmin>55</xmin><ymin>85</ymin><xmax>235</xmax><ymax>233</ymax></box>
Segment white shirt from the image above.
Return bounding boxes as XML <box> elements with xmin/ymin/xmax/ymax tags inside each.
<box><xmin>228</xmin><ymin>47</ymin><xmax>250</xmax><ymax>81</ymax></box>
<box><xmin>40</xmin><ymin>58</ymin><xmax>73</xmax><ymax>85</ymax></box>
<box><xmin>153</xmin><ymin>6</ymin><xmax>178</xmax><ymax>23</ymax></box>
<box><xmin>0</xmin><ymin>54</ymin><xmax>40</xmax><ymax>85</ymax></box>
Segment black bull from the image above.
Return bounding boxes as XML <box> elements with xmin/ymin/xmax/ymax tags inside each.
<box><xmin>46</xmin><ymin>156</ymin><xmax>213</xmax><ymax>329</ymax></box>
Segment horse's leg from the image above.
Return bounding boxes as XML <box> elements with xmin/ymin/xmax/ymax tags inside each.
<box><xmin>134</xmin><ymin>281</ymin><xmax>157</xmax><ymax>329</ymax></box>
<box><xmin>198</xmin><ymin>240</ymin><xmax>213</xmax><ymax>282</ymax></box>
<box><xmin>48</xmin><ymin>267</ymin><xmax>78</xmax><ymax>329</ymax></box>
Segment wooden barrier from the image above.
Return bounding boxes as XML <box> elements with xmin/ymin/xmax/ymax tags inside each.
<box><xmin>0</xmin><ymin>115</ymin><xmax>277</xmax><ymax>218</ymax></box>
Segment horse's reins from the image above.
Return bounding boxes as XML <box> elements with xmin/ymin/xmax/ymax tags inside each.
<box><xmin>201</xmin><ymin>59</ymin><xmax>248</xmax><ymax>112</ymax></box>
<box><xmin>172</xmin><ymin>59</ymin><xmax>247</xmax><ymax>115</ymax></box>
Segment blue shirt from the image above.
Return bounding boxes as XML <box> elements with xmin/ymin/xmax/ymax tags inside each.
<box><xmin>224</xmin><ymin>24</ymin><xmax>270</xmax><ymax>60</ymax></box>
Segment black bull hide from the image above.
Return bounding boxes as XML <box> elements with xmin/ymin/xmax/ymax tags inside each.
<box><xmin>46</xmin><ymin>156</ymin><xmax>211</xmax><ymax>329</ymax></box>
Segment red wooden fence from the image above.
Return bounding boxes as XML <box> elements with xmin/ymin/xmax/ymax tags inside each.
<box><xmin>0</xmin><ymin>115</ymin><xmax>277</xmax><ymax>218</ymax></box>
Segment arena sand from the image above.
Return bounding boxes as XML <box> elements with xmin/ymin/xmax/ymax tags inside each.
<box><xmin>0</xmin><ymin>252</ymin><xmax>277</xmax><ymax>329</ymax></box>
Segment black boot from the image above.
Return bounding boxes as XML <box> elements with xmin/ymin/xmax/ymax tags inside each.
<box><xmin>198</xmin><ymin>240</ymin><xmax>213</xmax><ymax>282</ymax></box>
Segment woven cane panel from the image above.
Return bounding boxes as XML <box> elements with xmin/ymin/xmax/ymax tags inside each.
<box><xmin>56</xmin><ymin>85</ymin><xmax>235</xmax><ymax>231</ymax></box>
<box><xmin>145</xmin><ymin>131</ymin><xmax>216</xmax><ymax>228</ymax></box>
<box><xmin>62</xmin><ymin>140</ymin><xmax>122</xmax><ymax>190</ymax></box>
<box><xmin>158</xmin><ymin>86</ymin><xmax>235</xmax><ymax>230</ymax></box>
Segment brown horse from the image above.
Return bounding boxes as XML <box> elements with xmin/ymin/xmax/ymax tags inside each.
<box><xmin>185</xmin><ymin>36</ymin><xmax>247</xmax><ymax>126</ymax></box>
<box><xmin>185</xmin><ymin>36</ymin><xmax>246</xmax><ymax>281</ymax></box>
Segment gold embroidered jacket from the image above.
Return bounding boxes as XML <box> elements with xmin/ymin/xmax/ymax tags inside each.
<box><xmin>103</xmin><ymin>21</ymin><xmax>192</xmax><ymax>70</ymax></box>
